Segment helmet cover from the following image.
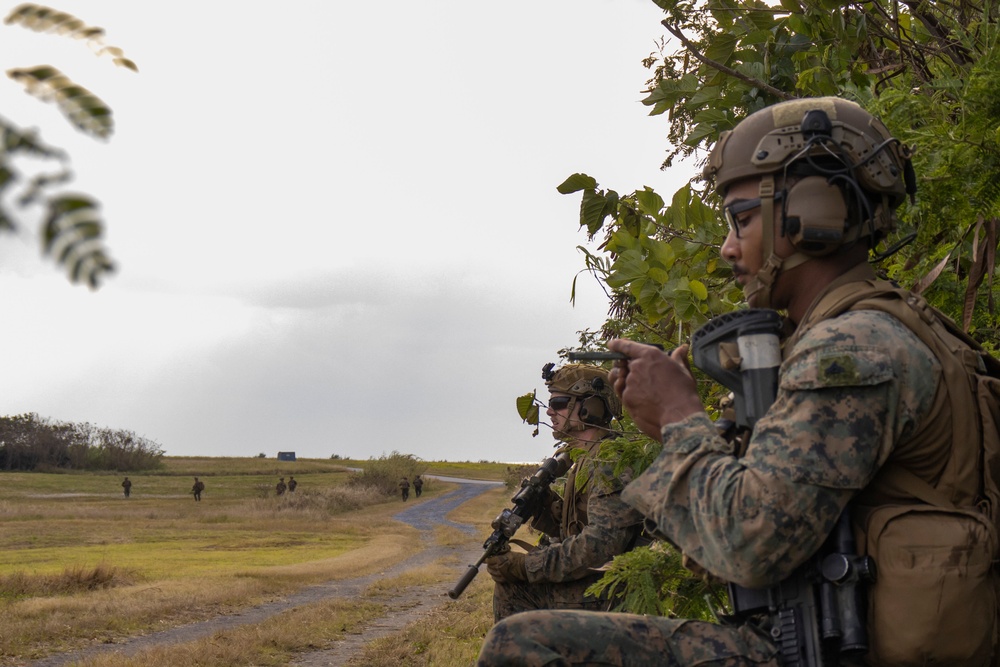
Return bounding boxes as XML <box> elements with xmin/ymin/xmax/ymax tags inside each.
<box><xmin>543</xmin><ymin>363</ymin><xmax>622</xmax><ymax>423</ymax></box>
<box><xmin>703</xmin><ymin>96</ymin><xmax>913</xmax><ymax>242</ymax></box>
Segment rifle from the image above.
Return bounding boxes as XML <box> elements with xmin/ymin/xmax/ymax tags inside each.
<box><xmin>690</xmin><ymin>309</ymin><xmax>874</xmax><ymax>667</ymax></box>
<box><xmin>448</xmin><ymin>451</ymin><xmax>572</xmax><ymax>599</ymax></box>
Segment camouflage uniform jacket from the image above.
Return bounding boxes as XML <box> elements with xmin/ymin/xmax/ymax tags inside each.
<box><xmin>523</xmin><ymin>438</ymin><xmax>645</xmax><ymax>583</ymax></box>
<box><xmin>622</xmin><ymin>268</ymin><xmax>945</xmax><ymax>588</ymax></box>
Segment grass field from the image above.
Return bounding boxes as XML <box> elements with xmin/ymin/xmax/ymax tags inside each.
<box><xmin>0</xmin><ymin>457</ymin><xmax>508</xmax><ymax>666</ymax></box>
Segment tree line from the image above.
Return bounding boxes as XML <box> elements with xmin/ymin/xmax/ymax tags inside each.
<box><xmin>0</xmin><ymin>413</ymin><xmax>164</xmax><ymax>471</ymax></box>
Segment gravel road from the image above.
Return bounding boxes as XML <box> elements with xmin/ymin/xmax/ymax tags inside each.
<box><xmin>24</xmin><ymin>477</ymin><xmax>503</xmax><ymax>667</ymax></box>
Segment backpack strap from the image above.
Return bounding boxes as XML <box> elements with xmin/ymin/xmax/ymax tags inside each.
<box><xmin>874</xmin><ymin>464</ymin><xmax>958</xmax><ymax>509</ymax></box>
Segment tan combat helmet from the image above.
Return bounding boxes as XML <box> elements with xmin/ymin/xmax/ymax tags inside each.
<box><xmin>702</xmin><ymin>96</ymin><xmax>916</xmax><ymax>307</ymax></box>
<box><xmin>542</xmin><ymin>363</ymin><xmax>622</xmax><ymax>439</ymax></box>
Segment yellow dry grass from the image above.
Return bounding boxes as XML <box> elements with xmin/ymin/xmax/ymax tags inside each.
<box><xmin>0</xmin><ymin>460</ymin><xmax>508</xmax><ymax>667</ymax></box>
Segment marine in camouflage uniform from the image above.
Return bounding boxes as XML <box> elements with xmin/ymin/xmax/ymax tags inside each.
<box><xmin>486</xmin><ymin>363</ymin><xmax>645</xmax><ymax>622</ymax></box>
<box><xmin>477</xmin><ymin>98</ymin><xmax>978</xmax><ymax>666</ymax></box>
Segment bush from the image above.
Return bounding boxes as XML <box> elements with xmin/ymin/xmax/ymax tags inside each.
<box><xmin>347</xmin><ymin>451</ymin><xmax>426</xmax><ymax>496</ymax></box>
<box><xmin>0</xmin><ymin>413</ymin><xmax>163</xmax><ymax>472</ymax></box>
<box><xmin>245</xmin><ymin>486</ymin><xmax>385</xmax><ymax>517</ymax></box>
<box><xmin>502</xmin><ymin>463</ymin><xmax>538</xmax><ymax>490</ymax></box>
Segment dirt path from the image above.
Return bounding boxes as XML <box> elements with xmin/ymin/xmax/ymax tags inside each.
<box><xmin>25</xmin><ymin>477</ymin><xmax>503</xmax><ymax>667</ymax></box>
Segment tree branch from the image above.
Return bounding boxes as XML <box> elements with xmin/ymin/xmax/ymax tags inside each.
<box><xmin>661</xmin><ymin>19</ymin><xmax>794</xmax><ymax>101</ymax></box>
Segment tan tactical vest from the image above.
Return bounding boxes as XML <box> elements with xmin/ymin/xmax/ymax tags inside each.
<box><xmin>787</xmin><ymin>262</ymin><xmax>1000</xmax><ymax>666</ymax></box>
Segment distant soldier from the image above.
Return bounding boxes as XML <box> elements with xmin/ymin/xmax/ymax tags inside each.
<box><xmin>399</xmin><ymin>476</ymin><xmax>410</xmax><ymax>501</ymax></box>
<box><xmin>287</xmin><ymin>476</ymin><xmax>297</xmax><ymax>492</ymax></box>
<box><xmin>413</xmin><ymin>474</ymin><xmax>423</xmax><ymax>498</ymax></box>
<box><xmin>191</xmin><ymin>477</ymin><xmax>205</xmax><ymax>501</ymax></box>
<box><xmin>276</xmin><ymin>477</ymin><xmax>287</xmax><ymax>496</ymax></box>
<box><xmin>121</xmin><ymin>477</ymin><xmax>132</xmax><ymax>498</ymax></box>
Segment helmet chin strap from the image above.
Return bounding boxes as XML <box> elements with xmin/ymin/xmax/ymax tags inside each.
<box><xmin>742</xmin><ymin>174</ymin><xmax>813</xmax><ymax>309</ymax></box>
<box><xmin>552</xmin><ymin>396</ymin><xmax>586</xmax><ymax>442</ymax></box>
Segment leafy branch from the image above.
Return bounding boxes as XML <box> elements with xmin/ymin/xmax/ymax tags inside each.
<box><xmin>2</xmin><ymin>3</ymin><xmax>138</xmax><ymax>287</ymax></box>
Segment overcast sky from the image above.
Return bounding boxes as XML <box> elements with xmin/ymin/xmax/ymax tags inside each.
<box><xmin>0</xmin><ymin>0</ymin><xmax>692</xmax><ymax>463</ymax></box>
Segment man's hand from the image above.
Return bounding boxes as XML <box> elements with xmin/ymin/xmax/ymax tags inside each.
<box><xmin>607</xmin><ymin>340</ymin><xmax>704</xmax><ymax>439</ymax></box>
<box><xmin>485</xmin><ymin>550</ymin><xmax>528</xmax><ymax>583</ymax></box>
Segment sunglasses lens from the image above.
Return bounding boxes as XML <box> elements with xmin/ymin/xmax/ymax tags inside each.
<box><xmin>550</xmin><ymin>397</ymin><xmax>571</xmax><ymax>410</ymax></box>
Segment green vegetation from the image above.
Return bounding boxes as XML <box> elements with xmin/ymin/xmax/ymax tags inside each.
<box><xmin>0</xmin><ymin>413</ymin><xmax>164</xmax><ymax>472</ymax></box>
<box><xmin>557</xmin><ymin>0</ymin><xmax>1000</xmax><ymax>617</ymax></box>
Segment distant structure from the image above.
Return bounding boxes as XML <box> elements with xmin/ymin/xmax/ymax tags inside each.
<box><xmin>277</xmin><ymin>451</ymin><xmax>296</xmax><ymax>461</ymax></box>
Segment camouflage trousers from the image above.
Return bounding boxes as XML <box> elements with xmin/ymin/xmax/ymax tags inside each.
<box><xmin>493</xmin><ymin>573</ymin><xmax>609</xmax><ymax>622</ymax></box>
<box><xmin>477</xmin><ymin>610</ymin><xmax>780</xmax><ymax>667</ymax></box>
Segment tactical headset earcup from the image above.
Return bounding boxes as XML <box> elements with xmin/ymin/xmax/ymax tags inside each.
<box><xmin>579</xmin><ymin>396</ymin><xmax>608</xmax><ymax>425</ymax></box>
<box><xmin>783</xmin><ymin>176</ymin><xmax>849</xmax><ymax>256</ymax></box>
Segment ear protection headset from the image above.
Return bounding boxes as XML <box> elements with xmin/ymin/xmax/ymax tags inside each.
<box><xmin>780</xmin><ymin>107</ymin><xmax>915</xmax><ymax>257</ymax></box>
<box><xmin>578</xmin><ymin>395</ymin><xmax>609</xmax><ymax>425</ymax></box>
<box><xmin>577</xmin><ymin>376</ymin><xmax>612</xmax><ymax>425</ymax></box>
<box><xmin>783</xmin><ymin>176</ymin><xmax>850</xmax><ymax>255</ymax></box>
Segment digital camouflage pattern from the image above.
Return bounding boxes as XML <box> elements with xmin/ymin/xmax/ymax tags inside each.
<box><xmin>478</xmin><ymin>289</ymin><xmax>946</xmax><ymax>664</ymax></box>
<box><xmin>623</xmin><ymin>307</ymin><xmax>938</xmax><ymax>587</ymax></box>
<box><xmin>477</xmin><ymin>610</ymin><xmax>779</xmax><ymax>667</ymax></box>
<box><xmin>492</xmin><ymin>439</ymin><xmax>645</xmax><ymax>621</ymax></box>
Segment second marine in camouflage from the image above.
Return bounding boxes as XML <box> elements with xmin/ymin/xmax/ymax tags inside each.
<box><xmin>485</xmin><ymin>363</ymin><xmax>646</xmax><ymax>621</ymax></box>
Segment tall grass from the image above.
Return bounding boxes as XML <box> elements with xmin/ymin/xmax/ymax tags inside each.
<box><xmin>0</xmin><ymin>564</ymin><xmax>139</xmax><ymax>600</ymax></box>
<box><xmin>243</xmin><ymin>485</ymin><xmax>386</xmax><ymax>518</ymax></box>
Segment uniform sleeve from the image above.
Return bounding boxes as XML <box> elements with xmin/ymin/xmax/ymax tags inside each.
<box><xmin>523</xmin><ymin>465</ymin><xmax>645</xmax><ymax>583</ymax></box>
<box><xmin>622</xmin><ymin>310</ymin><xmax>938</xmax><ymax>588</ymax></box>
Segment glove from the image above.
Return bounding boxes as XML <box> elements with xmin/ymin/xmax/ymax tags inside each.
<box><xmin>485</xmin><ymin>550</ymin><xmax>528</xmax><ymax>583</ymax></box>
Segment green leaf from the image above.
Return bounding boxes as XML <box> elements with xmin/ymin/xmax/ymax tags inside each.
<box><xmin>690</xmin><ymin>280</ymin><xmax>708</xmax><ymax>301</ymax></box>
<box><xmin>607</xmin><ymin>251</ymin><xmax>649</xmax><ymax>288</ymax></box>
<box><xmin>557</xmin><ymin>173</ymin><xmax>598</xmax><ymax>194</ymax></box>
<box><xmin>608</xmin><ymin>228</ymin><xmax>638</xmax><ymax>253</ymax></box>
<box><xmin>645</xmin><ymin>238</ymin><xmax>676</xmax><ymax>269</ymax></box>
<box><xmin>685</xmin><ymin>121</ymin><xmax>718</xmax><ymax>147</ymax></box>
<box><xmin>635</xmin><ymin>188</ymin><xmax>664</xmax><ymax>216</ymax></box>
<box><xmin>703</xmin><ymin>33</ymin><xmax>737</xmax><ymax>65</ymax></box>
<box><xmin>647</xmin><ymin>267</ymin><xmax>671</xmax><ymax>284</ymax></box>
<box><xmin>516</xmin><ymin>392</ymin><xmax>539</xmax><ymax>424</ymax></box>
<box><xmin>580</xmin><ymin>189</ymin><xmax>608</xmax><ymax>235</ymax></box>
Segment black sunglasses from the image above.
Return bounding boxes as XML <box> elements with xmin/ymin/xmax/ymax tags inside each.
<box><xmin>723</xmin><ymin>190</ymin><xmax>785</xmax><ymax>238</ymax></box>
<box><xmin>549</xmin><ymin>396</ymin><xmax>573</xmax><ymax>410</ymax></box>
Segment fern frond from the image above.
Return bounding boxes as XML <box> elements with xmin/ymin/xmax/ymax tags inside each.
<box><xmin>4</xmin><ymin>4</ymin><xmax>138</xmax><ymax>72</ymax></box>
<box><xmin>7</xmin><ymin>66</ymin><xmax>113</xmax><ymax>138</ymax></box>
<box><xmin>0</xmin><ymin>115</ymin><xmax>65</xmax><ymax>159</ymax></box>
<box><xmin>42</xmin><ymin>194</ymin><xmax>115</xmax><ymax>288</ymax></box>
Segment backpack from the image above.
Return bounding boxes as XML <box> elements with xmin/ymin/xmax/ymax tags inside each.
<box><xmin>810</xmin><ymin>278</ymin><xmax>1000</xmax><ymax>666</ymax></box>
